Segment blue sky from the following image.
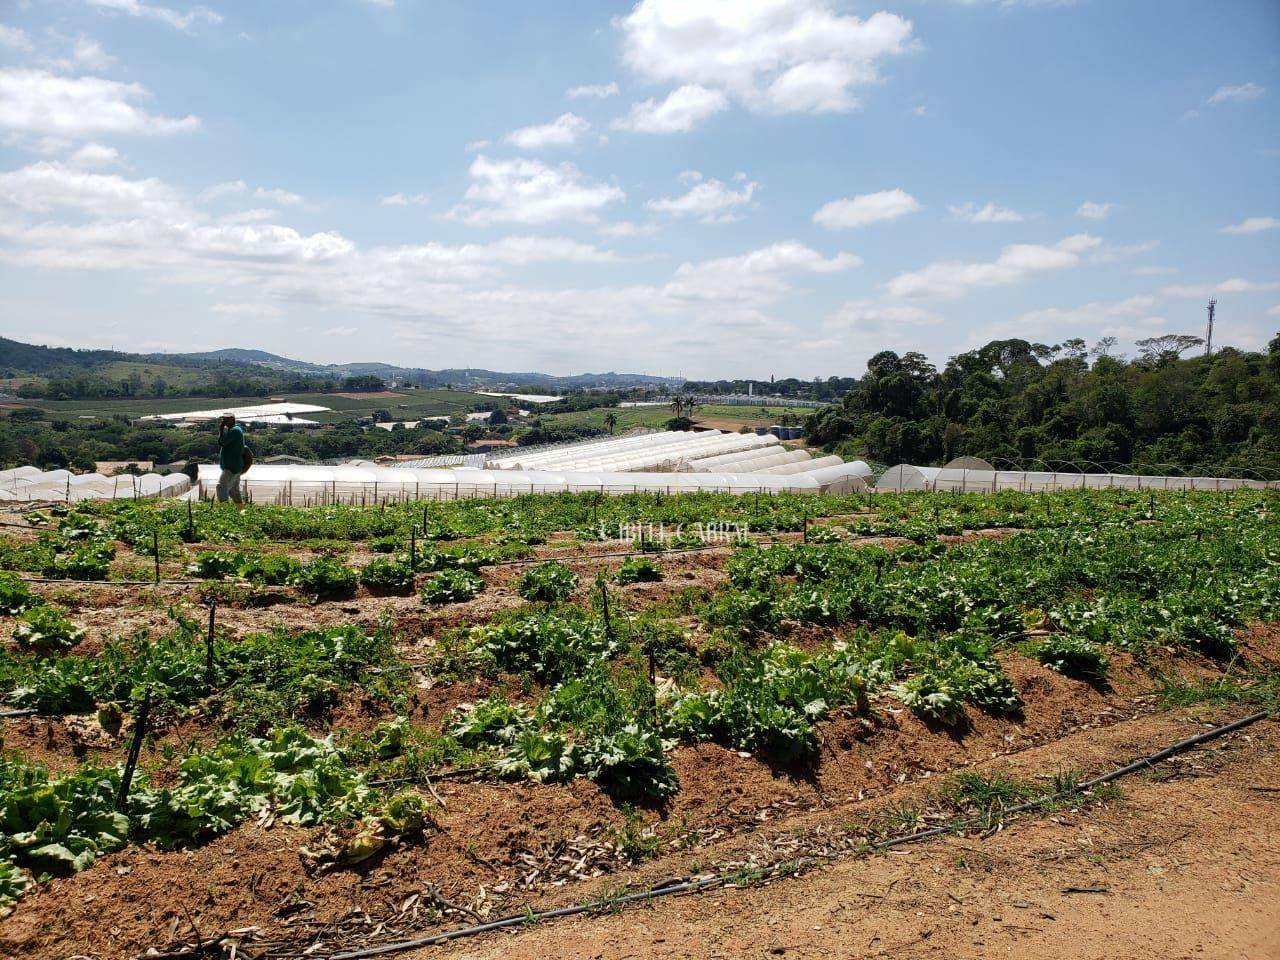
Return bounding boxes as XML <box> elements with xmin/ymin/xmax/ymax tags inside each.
<box><xmin>0</xmin><ymin>0</ymin><xmax>1276</xmax><ymax>379</ymax></box>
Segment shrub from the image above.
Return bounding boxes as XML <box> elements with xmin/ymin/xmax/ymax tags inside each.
<box><xmin>1033</xmin><ymin>634</ymin><xmax>1110</xmax><ymax>679</ymax></box>
<box><xmin>295</xmin><ymin>557</ymin><xmax>358</xmax><ymax>598</ymax></box>
<box><xmin>517</xmin><ymin>562</ymin><xmax>578</xmax><ymax>603</ymax></box>
<box><xmin>359</xmin><ymin>557</ymin><xmax>415</xmax><ymax>593</ymax></box>
<box><xmin>13</xmin><ymin>605</ymin><xmax>84</xmax><ymax>654</ymax></box>
<box><xmin>615</xmin><ymin>557</ymin><xmax>663</xmax><ymax>585</ymax></box>
<box><xmin>420</xmin><ymin>568</ymin><xmax>484</xmax><ymax>605</ymax></box>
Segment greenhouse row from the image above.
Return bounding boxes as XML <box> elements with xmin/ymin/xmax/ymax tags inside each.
<box><xmin>876</xmin><ymin>459</ymin><xmax>1279</xmax><ymax>492</ymax></box>
<box><xmin>190</xmin><ymin>459</ymin><xmax>875</xmax><ymax>505</ymax></box>
<box><xmin>0</xmin><ymin>466</ymin><xmax>192</xmax><ymax>502</ymax></box>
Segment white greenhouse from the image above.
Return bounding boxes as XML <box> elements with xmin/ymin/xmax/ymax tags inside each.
<box><xmin>874</xmin><ymin>457</ymin><xmax>1278</xmax><ymax>493</ymax></box>
<box><xmin>0</xmin><ymin>467</ymin><xmax>192</xmax><ymax>502</ymax></box>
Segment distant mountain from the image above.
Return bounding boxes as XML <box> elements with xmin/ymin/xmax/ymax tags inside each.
<box><xmin>173</xmin><ymin>350</ymin><xmax>680</xmax><ymax>390</ymax></box>
<box><xmin>1</xmin><ymin>337</ymin><xmax>682</xmax><ymax>392</ymax></box>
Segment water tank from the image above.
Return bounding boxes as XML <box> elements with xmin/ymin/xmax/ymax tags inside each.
<box><xmin>754</xmin><ymin>426</ymin><xmax>768</xmax><ymax>436</ymax></box>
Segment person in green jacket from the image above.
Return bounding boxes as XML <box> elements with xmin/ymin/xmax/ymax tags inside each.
<box><xmin>216</xmin><ymin>414</ymin><xmax>247</xmax><ymax>508</ymax></box>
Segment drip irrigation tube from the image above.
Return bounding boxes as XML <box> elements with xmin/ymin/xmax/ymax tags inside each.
<box><xmin>326</xmin><ymin>709</ymin><xmax>1270</xmax><ymax>960</ymax></box>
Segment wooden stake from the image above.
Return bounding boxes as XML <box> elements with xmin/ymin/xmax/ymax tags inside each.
<box><xmin>117</xmin><ymin>686</ymin><xmax>151</xmax><ymax>811</ymax></box>
<box><xmin>599</xmin><ymin>575</ymin><xmax>613</xmax><ymax>639</ymax></box>
<box><xmin>410</xmin><ymin>525</ymin><xmax>417</xmax><ymax>572</ymax></box>
<box><xmin>205</xmin><ymin>600</ymin><xmax>216</xmax><ymax>691</ymax></box>
<box><xmin>152</xmin><ymin>528</ymin><xmax>160</xmax><ymax>584</ymax></box>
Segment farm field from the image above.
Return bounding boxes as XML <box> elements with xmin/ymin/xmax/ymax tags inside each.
<box><xmin>0</xmin><ymin>488</ymin><xmax>1276</xmax><ymax>959</ymax></box>
<box><xmin>16</xmin><ymin>389</ymin><xmax>486</xmax><ymax>424</ymax></box>
<box><xmin>542</xmin><ymin>403</ymin><xmax>805</xmax><ymax>434</ymax></box>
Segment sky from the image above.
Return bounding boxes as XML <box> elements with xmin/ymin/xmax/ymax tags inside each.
<box><xmin>0</xmin><ymin>0</ymin><xmax>1277</xmax><ymax>380</ymax></box>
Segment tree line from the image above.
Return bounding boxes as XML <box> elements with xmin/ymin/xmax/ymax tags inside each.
<box><xmin>805</xmin><ymin>334</ymin><xmax>1280</xmax><ymax>475</ymax></box>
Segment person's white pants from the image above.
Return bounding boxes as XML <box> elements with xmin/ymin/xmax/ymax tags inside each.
<box><xmin>216</xmin><ymin>469</ymin><xmax>243</xmax><ymax>504</ymax></box>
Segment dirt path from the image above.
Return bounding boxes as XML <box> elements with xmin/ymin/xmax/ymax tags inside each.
<box><xmin>423</xmin><ymin>717</ymin><xmax>1280</xmax><ymax>960</ymax></box>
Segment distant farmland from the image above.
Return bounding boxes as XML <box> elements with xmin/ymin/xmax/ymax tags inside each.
<box><xmin>16</xmin><ymin>389</ymin><xmax>487</xmax><ymax>424</ymax></box>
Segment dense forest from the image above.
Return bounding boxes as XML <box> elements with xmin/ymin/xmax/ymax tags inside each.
<box><xmin>806</xmin><ymin>334</ymin><xmax>1280</xmax><ymax>475</ymax></box>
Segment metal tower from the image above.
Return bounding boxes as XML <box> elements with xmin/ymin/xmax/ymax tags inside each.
<box><xmin>1205</xmin><ymin>299</ymin><xmax>1216</xmax><ymax>356</ymax></box>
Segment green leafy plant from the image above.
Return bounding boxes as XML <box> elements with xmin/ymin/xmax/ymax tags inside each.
<box><xmin>614</xmin><ymin>556</ymin><xmax>663</xmax><ymax>585</ymax></box>
<box><xmin>186</xmin><ymin>551</ymin><xmax>243</xmax><ymax>580</ymax></box>
<box><xmin>295</xmin><ymin>556</ymin><xmax>358</xmax><ymax>598</ymax></box>
<box><xmin>0</xmin><ymin>574</ymin><xmax>42</xmax><ymax>616</ymax></box>
<box><xmin>420</xmin><ymin>568</ymin><xmax>484</xmax><ymax>604</ymax></box>
<box><xmin>517</xmin><ymin>562</ymin><xmax>578</xmax><ymax>603</ymax></box>
<box><xmin>238</xmin><ymin>552</ymin><xmax>300</xmax><ymax>586</ymax></box>
<box><xmin>1033</xmin><ymin>634</ymin><xmax>1110</xmax><ymax>679</ymax></box>
<box><xmin>13</xmin><ymin>605</ymin><xmax>84</xmax><ymax>654</ymax></box>
<box><xmin>359</xmin><ymin>557</ymin><xmax>415</xmax><ymax>593</ymax></box>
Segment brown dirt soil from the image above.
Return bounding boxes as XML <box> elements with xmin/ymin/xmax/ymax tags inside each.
<box><xmin>425</xmin><ymin>714</ymin><xmax>1280</xmax><ymax>960</ymax></box>
<box><xmin>3</xmin><ymin>629</ymin><xmax>1275</xmax><ymax>960</ymax></box>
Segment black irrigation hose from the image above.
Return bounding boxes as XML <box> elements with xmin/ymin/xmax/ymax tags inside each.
<box><xmin>16</xmin><ymin>576</ymin><xmax>205</xmax><ymax>586</ymax></box>
<box><xmin>325</xmin><ymin>709</ymin><xmax>1271</xmax><ymax>960</ymax></box>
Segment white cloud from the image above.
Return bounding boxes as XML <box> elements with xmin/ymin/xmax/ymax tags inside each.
<box><xmin>647</xmin><ymin>172</ymin><xmax>759</xmax><ymax>223</ymax></box>
<box><xmin>254</xmin><ymin>186</ymin><xmax>304</xmax><ymax>206</ymax></box>
<box><xmin>886</xmin><ymin>233</ymin><xmax>1102</xmax><ymax>299</ymax></box>
<box><xmin>975</xmin><ymin>295</ymin><xmax>1167</xmax><ymax>348</ymax></box>
<box><xmin>597</xmin><ymin>220</ymin><xmax>660</xmax><ymax>238</ymax></box>
<box><xmin>0</xmin><ymin>161</ymin><xmax>873</xmax><ymax>374</ymax></box>
<box><xmin>663</xmin><ymin>241</ymin><xmax>858</xmax><ymax>301</ymax></box>
<box><xmin>1089</xmin><ymin>239</ymin><xmax>1157</xmax><ymax>265</ymax></box>
<box><xmin>1076</xmin><ymin>200</ymin><xmax>1115</xmax><ymax>220</ymax></box>
<box><xmin>1133</xmin><ymin>265</ymin><xmax>1176</xmax><ymax>277</ymax></box>
<box><xmin>0</xmin><ymin>26</ymin><xmax>35</xmax><ymax>53</ymax></box>
<box><xmin>505</xmin><ymin>112</ymin><xmax>591</xmax><ymax>150</ymax></box>
<box><xmin>0</xmin><ymin>160</ymin><xmax>185</xmax><ymax>218</ymax></box>
<box><xmin>61</xmin><ymin>36</ymin><xmax>117</xmax><ymax>71</ymax></box>
<box><xmin>1220</xmin><ymin>216</ymin><xmax>1279</xmax><ymax>235</ymax></box>
<box><xmin>824</xmin><ymin>300</ymin><xmax>942</xmax><ymax>338</ymax></box>
<box><xmin>447</xmin><ymin>155</ymin><xmax>625</xmax><ymax>226</ymax></box>
<box><xmin>1207</xmin><ymin>82</ymin><xmax>1265</xmax><ymax>105</ymax></box>
<box><xmin>68</xmin><ymin>142</ymin><xmax>120</xmax><ymax>168</ymax></box>
<box><xmin>0</xmin><ymin>68</ymin><xmax>200</xmax><ymax>138</ymax></box>
<box><xmin>217</xmin><ymin>208</ymin><xmax>276</xmax><ymax>225</ymax></box>
<box><xmin>813</xmin><ymin>188</ymin><xmax>920</xmax><ymax>229</ymax></box>
<box><xmin>1161</xmin><ymin>278</ymin><xmax>1280</xmax><ymax>298</ymax></box>
<box><xmin>84</xmin><ymin>0</ymin><xmax>223</xmax><ymax>32</ymax></box>
<box><xmin>1268</xmin><ymin>305</ymin><xmax>1280</xmax><ymax>317</ymax></box>
<box><xmin>211</xmin><ymin>302</ymin><xmax>283</xmax><ymax>319</ymax></box>
<box><xmin>567</xmin><ymin>82</ymin><xmax>619</xmax><ymax>100</ymax></box>
<box><xmin>380</xmin><ymin>192</ymin><xmax>429</xmax><ymax>207</ymax></box>
<box><xmin>612</xmin><ymin>84</ymin><xmax>728</xmax><ymax>134</ymax></box>
<box><xmin>618</xmin><ymin>0</ymin><xmax>915</xmax><ymax>116</ymax></box>
<box><xmin>198</xmin><ymin>179</ymin><xmax>246</xmax><ymax>202</ymax></box>
<box><xmin>464</xmin><ymin>139</ymin><xmax>490</xmax><ymax>151</ymax></box>
<box><xmin>949</xmin><ymin>200</ymin><xmax>1024</xmax><ymax>223</ymax></box>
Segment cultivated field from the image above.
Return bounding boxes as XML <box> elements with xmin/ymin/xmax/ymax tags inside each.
<box><xmin>16</xmin><ymin>389</ymin><xmax>485</xmax><ymax>424</ymax></box>
<box><xmin>541</xmin><ymin>403</ymin><xmax>805</xmax><ymax>433</ymax></box>
<box><xmin>0</xmin><ymin>489</ymin><xmax>1276</xmax><ymax>959</ymax></box>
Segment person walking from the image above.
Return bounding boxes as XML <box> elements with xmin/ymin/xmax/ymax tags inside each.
<box><xmin>216</xmin><ymin>414</ymin><xmax>248</xmax><ymax>509</ymax></box>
